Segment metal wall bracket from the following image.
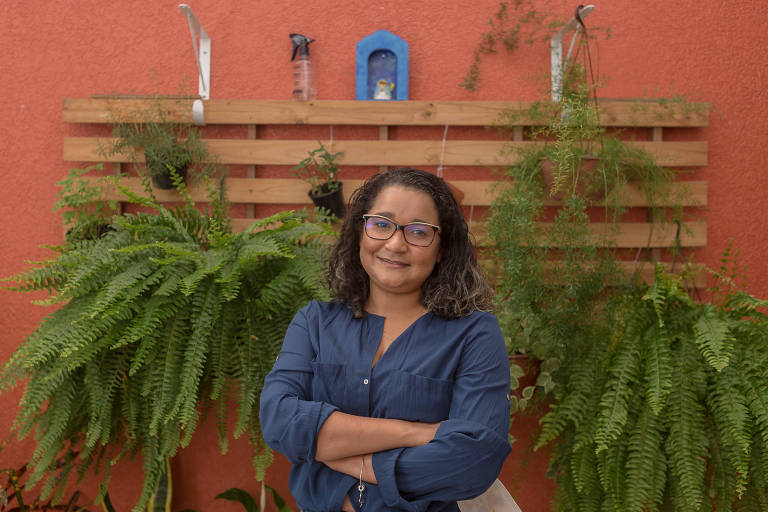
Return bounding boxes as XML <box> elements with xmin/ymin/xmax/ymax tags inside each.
<box><xmin>178</xmin><ymin>4</ymin><xmax>210</xmax><ymax>125</ymax></box>
<box><xmin>550</xmin><ymin>5</ymin><xmax>595</xmax><ymax>103</ymax></box>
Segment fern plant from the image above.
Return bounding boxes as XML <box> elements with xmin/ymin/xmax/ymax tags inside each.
<box><xmin>0</xmin><ymin>175</ymin><xmax>334</xmax><ymax>511</ymax></box>
<box><xmin>535</xmin><ymin>265</ymin><xmax>768</xmax><ymax>511</ymax></box>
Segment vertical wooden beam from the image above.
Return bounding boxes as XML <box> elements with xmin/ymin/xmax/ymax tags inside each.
<box><xmin>247</xmin><ymin>125</ymin><xmax>257</xmax><ymax>218</ymax></box>
<box><xmin>648</xmin><ymin>127</ymin><xmax>663</xmax><ymax>261</ymax></box>
<box><xmin>378</xmin><ymin>126</ymin><xmax>388</xmax><ymax>172</ymax></box>
<box><xmin>113</xmin><ymin>163</ymin><xmax>124</xmax><ymax>215</ymax></box>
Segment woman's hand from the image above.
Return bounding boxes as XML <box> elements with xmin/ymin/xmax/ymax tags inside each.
<box><xmin>315</xmin><ymin>411</ymin><xmax>440</xmax><ymax>461</ymax></box>
<box><xmin>342</xmin><ymin>495</ymin><xmax>355</xmax><ymax>512</ymax></box>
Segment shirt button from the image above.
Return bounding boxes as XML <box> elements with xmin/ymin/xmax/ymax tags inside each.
<box><xmin>363</xmin><ymin>378</ymin><xmax>369</xmax><ymax>385</ymax></box>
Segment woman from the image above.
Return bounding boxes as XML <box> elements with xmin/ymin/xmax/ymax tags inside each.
<box><xmin>260</xmin><ymin>168</ymin><xmax>511</xmax><ymax>511</ymax></box>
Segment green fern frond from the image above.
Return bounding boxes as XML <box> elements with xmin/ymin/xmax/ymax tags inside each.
<box><xmin>693</xmin><ymin>305</ymin><xmax>735</xmax><ymax>371</ymax></box>
<box><xmin>594</xmin><ymin>339</ymin><xmax>641</xmax><ymax>452</ymax></box>
<box><xmin>597</xmin><ymin>436</ymin><xmax>628</xmax><ymax>512</ymax></box>
<box><xmin>174</xmin><ymin>280</ymin><xmax>221</xmax><ymax>431</ymax></box>
<box><xmin>624</xmin><ymin>406</ymin><xmax>666</xmax><ymax>512</ymax></box>
<box><xmin>641</xmin><ymin>321</ymin><xmax>673</xmax><ymax>415</ymax></box>
<box><xmin>665</xmin><ymin>339</ymin><xmax>708</xmax><ymax>512</ymax></box>
<box><xmin>708</xmin><ymin>366</ymin><xmax>752</xmax><ymax>483</ymax></box>
<box><xmin>570</xmin><ymin>444</ymin><xmax>600</xmax><ymax>494</ymax></box>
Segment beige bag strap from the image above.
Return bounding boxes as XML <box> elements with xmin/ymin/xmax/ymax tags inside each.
<box><xmin>457</xmin><ymin>479</ymin><xmax>523</xmax><ymax>512</ymax></box>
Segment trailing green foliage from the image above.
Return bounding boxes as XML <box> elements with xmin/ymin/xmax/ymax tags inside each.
<box><xmin>1</xmin><ymin>176</ymin><xmax>334</xmax><ymax>511</ymax></box>
<box><xmin>535</xmin><ymin>266</ymin><xmax>768</xmax><ymax>511</ymax></box>
<box><xmin>481</xmin><ymin>21</ymin><xmax>768</xmax><ymax>507</ymax></box>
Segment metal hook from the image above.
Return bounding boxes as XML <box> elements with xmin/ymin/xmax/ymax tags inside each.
<box><xmin>178</xmin><ymin>4</ymin><xmax>210</xmax><ymax>125</ymax></box>
<box><xmin>550</xmin><ymin>4</ymin><xmax>595</xmax><ymax>102</ymax></box>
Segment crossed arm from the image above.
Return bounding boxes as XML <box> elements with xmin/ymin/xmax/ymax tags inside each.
<box><xmin>316</xmin><ymin>411</ymin><xmax>440</xmax><ymax>510</ymax></box>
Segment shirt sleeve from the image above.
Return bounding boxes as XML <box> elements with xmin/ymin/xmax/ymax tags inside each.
<box><xmin>371</xmin><ymin>314</ymin><xmax>512</xmax><ymax>510</ymax></box>
<box><xmin>290</xmin><ymin>462</ymin><xmax>359</xmax><ymax>511</ymax></box>
<box><xmin>259</xmin><ymin>304</ymin><xmax>339</xmax><ymax>464</ymax></box>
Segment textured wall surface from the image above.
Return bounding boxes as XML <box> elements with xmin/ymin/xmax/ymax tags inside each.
<box><xmin>1</xmin><ymin>0</ymin><xmax>767</xmax><ymax>510</ymax></box>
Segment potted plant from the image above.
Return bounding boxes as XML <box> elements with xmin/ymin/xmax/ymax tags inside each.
<box><xmin>0</xmin><ymin>174</ymin><xmax>335</xmax><ymax>511</ymax></box>
<box><xmin>291</xmin><ymin>142</ymin><xmax>345</xmax><ymax>219</ymax></box>
<box><xmin>101</xmin><ymin>96</ymin><xmax>216</xmax><ymax>190</ymax></box>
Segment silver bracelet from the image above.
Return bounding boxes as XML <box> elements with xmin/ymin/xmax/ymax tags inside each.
<box><xmin>357</xmin><ymin>454</ymin><xmax>366</xmax><ymax>508</ymax></box>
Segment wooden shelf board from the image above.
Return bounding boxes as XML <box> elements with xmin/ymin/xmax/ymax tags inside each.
<box><xmin>86</xmin><ymin>177</ymin><xmax>706</xmax><ymax>208</ymax></box>
<box><xmin>63</xmin><ymin>98</ymin><xmax>710</xmax><ymax>127</ymax></box>
<box><xmin>64</xmin><ymin>138</ymin><xmax>708</xmax><ymax>168</ymax></box>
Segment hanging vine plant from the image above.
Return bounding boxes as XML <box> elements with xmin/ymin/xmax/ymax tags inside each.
<box><xmin>0</xmin><ymin>174</ymin><xmax>334</xmax><ymax>510</ymax></box>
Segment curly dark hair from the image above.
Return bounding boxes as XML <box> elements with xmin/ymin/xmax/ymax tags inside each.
<box><xmin>327</xmin><ymin>167</ymin><xmax>492</xmax><ymax>318</ymax></box>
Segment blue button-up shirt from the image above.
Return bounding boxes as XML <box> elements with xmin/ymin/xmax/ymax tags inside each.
<box><xmin>259</xmin><ymin>300</ymin><xmax>511</xmax><ymax>511</ymax></box>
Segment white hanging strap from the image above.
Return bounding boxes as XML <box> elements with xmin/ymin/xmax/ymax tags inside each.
<box><xmin>468</xmin><ymin>203</ymin><xmax>475</xmax><ymax>232</ymax></box>
<box><xmin>328</xmin><ymin>126</ymin><xmax>334</xmax><ymax>155</ymax></box>
<box><xmin>178</xmin><ymin>4</ymin><xmax>211</xmax><ymax>125</ymax></box>
<box><xmin>179</xmin><ymin>4</ymin><xmax>210</xmax><ymax>98</ymax></box>
<box><xmin>437</xmin><ymin>123</ymin><xmax>449</xmax><ymax>178</ymax></box>
<box><xmin>550</xmin><ymin>4</ymin><xmax>595</xmax><ymax>102</ymax></box>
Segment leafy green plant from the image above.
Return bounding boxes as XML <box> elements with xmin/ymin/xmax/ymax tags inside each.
<box><xmin>54</xmin><ymin>165</ymin><xmax>121</xmax><ymax>242</ymax></box>
<box><xmin>0</xmin><ymin>174</ymin><xmax>334</xmax><ymax>511</ymax></box>
<box><xmin>100</xmin><ymin>96</ymin><xmax>218</xmax><ymax>189</ymax></box>
<box><xmin>461</xmin><ymin>1</ymin><xmax>610</xmax><ymax>92</ymax></box>
<box><xmin>486</xmin><ymin>83</ymin><xmax>685</xmax><ymax>395</ymax></box>
<box><xmin>291</xmin><ymin>142</ymin><xmax>343</xmax><ymax>196</ymax></box>
<box><xmin>535</xmin><ymin>265</ymin><xmax>768</xmax><ymax>511</ymax></box>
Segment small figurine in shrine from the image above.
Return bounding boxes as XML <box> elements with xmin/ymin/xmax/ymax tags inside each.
<box><xmin>373</xmin><ymin>79</ymin><xmax>394</xmax><ymax>100</ymax></box>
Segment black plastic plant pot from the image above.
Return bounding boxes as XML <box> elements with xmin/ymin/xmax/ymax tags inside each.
<box><xmin>145</xmin><ymin>152</ymin><xmax>189</xmax><ymax>190</ymax></box>
<box><xmin>309</xmin><ymin>182</ymin><xmax>345</xmax><ymax>219</ymax></box>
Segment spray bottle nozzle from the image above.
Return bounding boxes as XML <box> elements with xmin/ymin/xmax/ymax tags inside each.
<box><xmin>290</xmin><ymin>33</ymin><xmax>315</xmax><ymax>60</ymax></box>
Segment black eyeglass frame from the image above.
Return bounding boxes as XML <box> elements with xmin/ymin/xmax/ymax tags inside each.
<box><xmin>361</xmin><ymin>214</ymin><xmax>441</xmax><ymax>247</ymax></box>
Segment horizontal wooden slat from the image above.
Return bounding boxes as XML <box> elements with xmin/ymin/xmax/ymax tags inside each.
<box><xmin>469</xmin><ymin>221</ymin><xmax>706</xmax><ymax>248</ymax></box>
<box><xmin>63</xmin><ymin>98</ymin><xmax>710</xmax><ymax>127</ymax></box>
<box><xmin>470</xmin><ymin>222</ymin><xmax>706</xmax><ymax>248</ymax></box>
<box><xmin>86</xmin><ymin>177</ymin><xmax>706</xmax><ymax>208</ymax></box>
<box><xmin>64</xmin><ymin>138</ymin><xmax>708</xmax><ymax>167</ymax></box>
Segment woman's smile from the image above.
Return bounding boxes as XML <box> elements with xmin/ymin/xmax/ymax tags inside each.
<box><xmin>377</xmin><ymin>256</ymin><xmax>409</xmax><ymax>267</ymax></box>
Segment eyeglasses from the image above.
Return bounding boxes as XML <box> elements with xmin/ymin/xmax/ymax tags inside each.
<box><xmin>362</xmin><ymin>214</ymin><xmax>440</xmax><ymax>247</ymax></box>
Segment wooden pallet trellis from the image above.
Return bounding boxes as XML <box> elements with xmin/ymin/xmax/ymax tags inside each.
<box><xmin>62</xmin><ymin>98</ymin><xmax>709</xmax><ymax>285</ymax></box>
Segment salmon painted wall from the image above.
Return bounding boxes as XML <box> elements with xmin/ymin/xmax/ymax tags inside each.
<box><xmin>1</xmin><ymin>0</ymin><xmax>767</xmax><ymax>510</ymax></box>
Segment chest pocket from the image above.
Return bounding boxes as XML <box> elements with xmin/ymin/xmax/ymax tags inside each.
<box><xmin>377</xmin><ymin>370</ymin><xmax>453</xmax><ymax>423</ymax></box>
<box><xmin>310</xmin><ymin>362</ymin><xmax>346</xmax><ymax>407</ymax></box>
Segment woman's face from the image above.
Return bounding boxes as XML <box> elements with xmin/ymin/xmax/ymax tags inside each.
<box><xmin>360</xmin><ymin>185</ymin><xmax>441</xmax><ymax>303</ymax></box>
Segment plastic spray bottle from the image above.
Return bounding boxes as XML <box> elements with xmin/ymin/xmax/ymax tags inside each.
<box><xmin>290</xmin><ymin>33</ymin><xmax>316</xmax><ymax>100</ymax></box>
